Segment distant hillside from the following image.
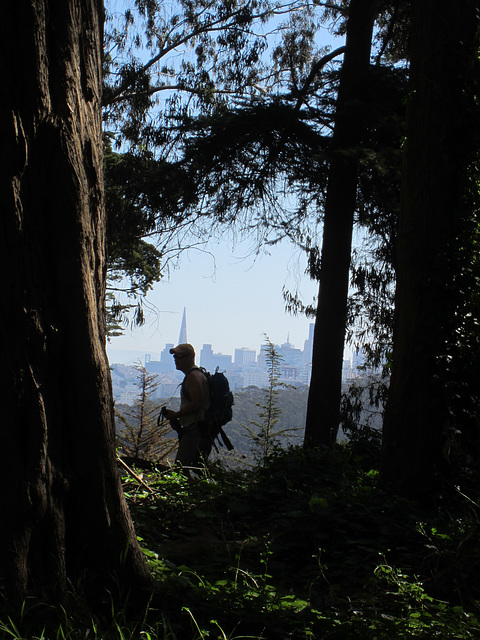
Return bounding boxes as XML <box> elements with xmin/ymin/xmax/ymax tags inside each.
<box><xmin>115</xmin><ymin>385</ymin><xmax>308</xmax><ymax>463</ymax></box>
<box><xmin>115</xmin><ymin>378</ymin><xmax>385</xmax><ymax>466</ymax></box>
<box><xmin>225</xmin><ymin>385</ymin><xmax>308</xmax><ymax>456</ymax></box>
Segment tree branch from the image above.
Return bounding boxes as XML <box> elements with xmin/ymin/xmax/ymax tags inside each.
<box><xmin>104</xmin><ymin>6</ymin><xmax>273</xmax><ymax>107</ymax></box>
<box><xmin>294</xmin><ymin>45</ymin><xmax>346</xmax><ymax>113</ymax></box>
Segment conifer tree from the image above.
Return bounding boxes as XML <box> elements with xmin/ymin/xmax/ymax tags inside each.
<box><xmin>381</xmin><ymin>0</ymin><xmax>480</xmax><ymax>497</ymax></box>
<box><xmin>245</xmin><ymin>338</ymin><xmax>299</xmax><ymax>463</ymax></box>
<box><xmin>102</xmin><ymin>0</ymin><xmax>407</xmax><ymax>450</ymax></box>
<box><xmin>116</xmin><ymin>365</ymin><xmax>177</xmax><ymax>463</ymax></box>
<box><xmin>304</xmin><ymin>0</ymin><xmax>378</xmax><ymax>448</ymax></box>
<box><xmin>0</xmin><ymin>0</ymin><xmax>151</xmax><ymax>601</ymax></box>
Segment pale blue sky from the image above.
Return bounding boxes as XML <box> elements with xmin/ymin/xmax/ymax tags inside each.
<box><xmin>107</xmin><ymin>237</ymin><xmax>320</xmax><ymax>365</ymax></box>
<box><xmin>105</xmin><ymin>7</ymin><xmax>347</xmax><ymax>366</ymax></box>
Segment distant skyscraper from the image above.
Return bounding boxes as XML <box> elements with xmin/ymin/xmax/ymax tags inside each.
<box><xmin>178</xmin><ymin>307</ymin><xmax>187</xmax><ymax>344</ymax></box>
<box><xmin>303</xmin><ymin>322</ymin><xmax>315</xmax><ymax>365</ymax></box>
<box><xmin>200</xmin><ymin>344</ymin><xmax>232</xmax><ymax>372</ymax></box>
<box><xmin>234</xmin><ymin>348</ymin><xmax>256</xmax><ymax>366</ymax></box>
<box><xmin>200</xmin><ymin>344</ymin><xmax>214</xmax><ymax>370</ymax></box>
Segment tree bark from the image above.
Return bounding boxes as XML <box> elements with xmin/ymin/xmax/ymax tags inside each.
<box><xmin>0</xmin><ymin>0</ymin><xmax>151</xmax><ymax>601</ymax></box>
<box><xmin>381</xmin><ymin>0</ymin><xmax>480</xmax><ymax>497</ymax></box>
<box><xmin>304</xmin><ymin>0</ymin><xmax>377</xmax><ymax>448</ymax></box>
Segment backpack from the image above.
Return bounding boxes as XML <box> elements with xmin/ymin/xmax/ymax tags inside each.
<box><xmin>183</xmin><ymin>367</ymin><xmax>234</xmax><ymax>451</ymax></box>
<box><xmin>203</xmin><ymin>368</ymin><xmax>234</xmax><ymax>450</ymax></box>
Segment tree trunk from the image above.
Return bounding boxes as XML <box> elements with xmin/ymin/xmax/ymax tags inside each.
<box><xmin>304</xmin><ymin>0</ymin><xmax>377</xmax><ymax>448</ymax></box>
<box><xmin>0</xmin><ymin>0</ymin><xmax>151</xmax><ymax>601</ymax></box>
<box><xmin>381</xmin><ymin>0</ymin><xmax>480</xmax><ymax>497</ymax></box>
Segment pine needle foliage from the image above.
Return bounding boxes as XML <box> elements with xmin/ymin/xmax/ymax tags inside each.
<box><xmin>116</xmin><ymin>363</ymin><xmax>177</xmax><ymax>463</ymax></box>
<box><xmin>244</xmin><ymin>337</ymin><xmax>300</xmax><ymax>463</ymax></box>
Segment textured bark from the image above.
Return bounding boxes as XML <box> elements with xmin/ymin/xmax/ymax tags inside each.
<box><xmin>381</xmin><ymin>0</ymin><xmax>480</xmax><ymax>497</ymax></box>
<box><xmin>304</xmin><ymin>0</ymin><xmax>377</xmax><ymax>448</ymax></box>
<box><xmin>0</xmin><ymin>0</ymin><xmax>150</xmax><ymax>600</ymax></box>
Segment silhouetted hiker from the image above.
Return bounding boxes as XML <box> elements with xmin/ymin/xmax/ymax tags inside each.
<box><xmin>163</xmin><ymin>343</ymin><xmax>212</xmax><ymax>474</ymax></box>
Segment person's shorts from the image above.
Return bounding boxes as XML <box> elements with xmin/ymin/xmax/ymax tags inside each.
<box><xmin>175</xmin><ymin>421</ymin><xmax>212</xmax><ymax>468</ymax></box>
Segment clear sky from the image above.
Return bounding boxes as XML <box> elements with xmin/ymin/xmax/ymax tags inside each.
<box><xmin>106</xmin><ymin>236</ymin><xmax>320</xmax><ymax>365</ymax></box>
<box><xmin>104</xmin><ymin>12</ymin><xmax>347</xmax><ymax>368</ymax></box>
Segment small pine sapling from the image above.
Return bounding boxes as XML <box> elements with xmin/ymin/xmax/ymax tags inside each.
<box><xmin>245</xmin><ymin>337</ymin><xmax>299</xmax><ymax>464</ymax></box>
<box><xmin>116</xmin><ymin>363</ymin><xmax>177</xmax><ymax>464</ymax></box>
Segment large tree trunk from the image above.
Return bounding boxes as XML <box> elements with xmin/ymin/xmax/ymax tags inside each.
<box><xmin>381</xmin><ymin>0</ymin><xmax>480</xmax><ymax>497</ymax></box>
<box><xmin>304</xmin><ymin>0</ymin><xmax>376</xmax><ymax>448</ymax></box>
<box><xmin>0</xmin><ymin>0</ymin><xmax>151</xmax><ymax>601</ymax></box>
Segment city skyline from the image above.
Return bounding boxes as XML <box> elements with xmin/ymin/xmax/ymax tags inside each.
<box><xmin>106</xmin><ymin>237</ymin><xmax>323</xmax><ymax>366</ymax></box>
<box><xmin>111</xmin><ymin>317</ymin><xmax>317</xmax><ymax>403</ymax></box>
<box><xmin>109</xmin><ymin>319</ymin><xmax>368</xmax><ymax>405</ymax></box>
<box><xmin>108</xmin><ymin>307</ymin><xmax>316</xmax><ymax>366</ymax></box>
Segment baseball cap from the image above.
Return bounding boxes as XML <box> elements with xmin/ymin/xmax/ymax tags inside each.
<box><xmin>169</xmin><ymin>343</ymin><xmax>195</xmax><ymax>357</ymax></box>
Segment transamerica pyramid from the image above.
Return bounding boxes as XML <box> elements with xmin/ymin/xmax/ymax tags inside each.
<box><xmin>178</xmin><ymin>307</ymin><xmax>187</xmax><ymax>344</ymax></box>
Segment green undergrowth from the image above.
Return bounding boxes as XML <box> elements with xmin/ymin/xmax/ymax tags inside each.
<box><xmin>121</xmin><ymin>443</ymin><xmax>480</xmax><ymax>639</ymax></box>
<box><xmin>2</xmin><ymin>442</ymin><xmax>480</xmax><ymax>639</ymax></box>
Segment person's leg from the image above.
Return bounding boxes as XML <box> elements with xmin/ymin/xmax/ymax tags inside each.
<box><xmin>197</xmin><ymin>421</ymin><xmax>213</xmax><ymax>462</ymax></box>
<box><xmin>175</xmin><ymin>422</ymin><xmax>212</xmax><ymax>474</ymax></box>
<box><xmin>175</xmin><ymin>424</ymin><xmax>200</xmax><ymax>468</ymax></box>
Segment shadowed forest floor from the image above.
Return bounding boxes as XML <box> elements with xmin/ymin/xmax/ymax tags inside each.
<box><xmin>123</xmin><ymin>442</ymin><xmax>480</xmax><ymax>639</ymax></box>
<box><xmin>1</xmin><ymin>440</ymin><xmax>479</xmax><ymax>639</ymax></box>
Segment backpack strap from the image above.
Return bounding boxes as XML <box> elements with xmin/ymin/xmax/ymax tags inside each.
<box><xmin>218</xmin><ymin>427</ymin><xmax>234</xmax><ymax>451</ymax></box>
<box><xmin>180</xmin><ymin>366</ymin><xmax>202</xmax><ymax>401</ymax></box>
<box><xmin>181</xmin><ymin>369</ymin><xmax>234</xmax><ymax>451</ymax></box>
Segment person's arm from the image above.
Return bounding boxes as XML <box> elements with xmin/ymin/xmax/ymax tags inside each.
<box><xmin>163</xmin><ymin>370</ymin><xmax>205</xmax><ymax>420</ymax></box>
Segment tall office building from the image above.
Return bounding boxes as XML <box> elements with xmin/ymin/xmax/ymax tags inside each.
<box><xmin>278</xmin><ymin>338</ymin><xmax>303</xmax><ymax>367</ymax></box>
<box><xmin>303</xmin><ymin>322</ymin><xmax>315</xmax><ymax>364</ymax></box>
<box><xmin>200</xmin><ymin>344</ymin><xmax>214</xmax><ymax>370</ymax></box>
<box><xmin>160</xmin><ymin>343</ymin><xmax>175</xmax><ymax>371</ymax></box>
<box><xmin>145</xmin><ymin>343</ymin><xmax>176</xmax><ymax>374</ymax></box>
<box><xmin>234</xmin><ymin>347</ymin><xmax>256</xmax><ymax>366</ymax></box>
<box><xmin>352</xmin><ymin>349</ymin><xmax>366</xmax><ymax>372</ymax></box>
<box><xmin>200</xmin><ymin>344</ymin><xmax>232</xmax><ymax>372</ymax></box>
<box><xmin>178</xmin><ymin>307</ymin><xmax>187</xmax><ymax>344</ymax></box>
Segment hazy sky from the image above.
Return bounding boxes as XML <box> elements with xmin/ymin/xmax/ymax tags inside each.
<box><xmin>105</xmin><ymin>13</ymin><xmax>346</xmax><ymax>367</ymax></box>
<box><xmin>106</xmin><ymin>236</ymin><xmax>320</xmax><ymax>365</ymax></box>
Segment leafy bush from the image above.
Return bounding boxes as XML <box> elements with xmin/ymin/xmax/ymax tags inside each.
<box><xmin>119</xmin><ymin>445</ymin><xmax>480</xmax><ymax>639</ymax></box>
<box><xmin>2</xmin><ymin>443</ymin><xmax>480</xmax><ymax>639</ymax></box>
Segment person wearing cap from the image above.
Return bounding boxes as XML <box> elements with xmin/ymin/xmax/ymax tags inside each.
<box><xmin>163</xmin><ymin>343</ymin><xmax>212</xmax><ymax>473</ymax></box>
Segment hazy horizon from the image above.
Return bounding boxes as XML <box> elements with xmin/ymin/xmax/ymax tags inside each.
<box><xmin>106</xmin><ymin>237</ymin><xmax>320</xmax><ymax>366</ymax></box>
